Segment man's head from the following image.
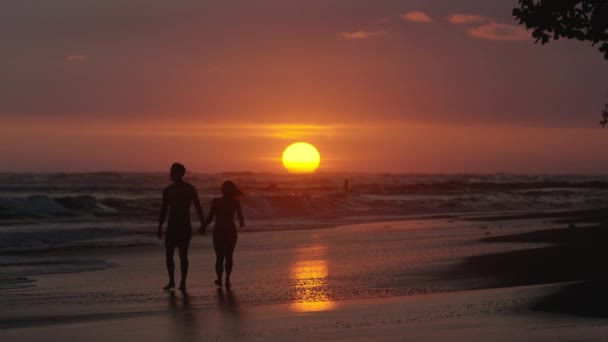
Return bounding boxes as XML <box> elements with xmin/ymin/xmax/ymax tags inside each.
<box><xmin>170</xmin><ymin>163</ymin><xmax>186</xmax><ymax>182</ymax></box>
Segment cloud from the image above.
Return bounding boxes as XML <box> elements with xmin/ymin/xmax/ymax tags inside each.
<box><xmin>447</xmin><ymin>14</ymin><xmax>488</xmax><ymax>25</ymax></box>
<box><xmin>66</xmin><ymin>54</ymin><xmax>87</xmax><ymax>62</ymax></box>
<box><xmin>338</xmin><ymin>30</ymin><xmax>388</xmax><ymax>40</ymax></box>
<box><xmin>467</xmin><ymin>22</ymin><xmax>530</xmax><ymax>41</ymax></box>
<box><xmin>400</xmin><ymin>11</ymin><xmax>433</xmax><ymax>23</ymax></box>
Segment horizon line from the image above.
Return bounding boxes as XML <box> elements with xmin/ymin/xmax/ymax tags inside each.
<box><xmin>1</xmin><ymin>170</ymin><xmax>608</xmax><ymax>176</ymax></box>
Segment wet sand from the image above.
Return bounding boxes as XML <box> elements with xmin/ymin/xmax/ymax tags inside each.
<box><xmin>3</xmin><ymin>218</ymin><xmax>608</xmax><ymax>340</ymax></box>
<box><xmin>5</xmin><ymin>284</ymin><xmax>608</xmax><ymax>341</ymax></box>
<box><xmin>453</xmin><ymin>223</ymin><xmax>608</xmax><ymax>318</ymax></box>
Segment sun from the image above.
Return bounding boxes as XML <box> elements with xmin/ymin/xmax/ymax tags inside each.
<box><xmin>282</xmin><ymin>142</ymin><xmax>321</xmax><ymax>173</ymax></box>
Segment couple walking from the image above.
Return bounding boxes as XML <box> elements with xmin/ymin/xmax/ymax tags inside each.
<box><xmin>157</xmin><ymin>163</ymin><xmax>244</xmax><ymax>291</ymax></box>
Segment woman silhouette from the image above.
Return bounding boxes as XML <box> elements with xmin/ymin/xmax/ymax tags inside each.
<box><xmin>201</xmin><ymin>181</ymin><xmax>244</xmax><ymax>288</ymax></box>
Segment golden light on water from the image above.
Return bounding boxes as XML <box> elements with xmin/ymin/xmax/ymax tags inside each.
<box><xmin>282</xmin><ymin>142</ymin><xmax>321</xmax><ymax>173</ymax></box>
<box><xmin>289</xmin><ymin>245</ymin><xmax>336</xmax><ymax>312</ymax></box>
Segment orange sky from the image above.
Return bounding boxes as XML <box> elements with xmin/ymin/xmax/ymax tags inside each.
<box><xmin>3</xmin><ymin>118</ymin><xmax>608</xmax><ymax>173</ymax></box>
<box><xmin>1</xmin><ymin>1</ymin><xmax>607</xmax><ymax>173</ymax></box>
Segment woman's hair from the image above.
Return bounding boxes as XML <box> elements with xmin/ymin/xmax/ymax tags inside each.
<box><xmin>221</xmin><ymin>180</ymin><xmax>243</xmax><ymax>199</ymax></box>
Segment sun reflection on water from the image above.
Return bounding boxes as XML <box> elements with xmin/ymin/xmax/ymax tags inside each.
<box><xmin>290</xmin><ymin>245</ymin><xmax>336</xmax><ymax>312</ymax></box>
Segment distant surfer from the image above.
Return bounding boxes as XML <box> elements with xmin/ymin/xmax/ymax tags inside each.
<box><xmin>157</xmin><ymin>163</ymin><xmax>205</xmax><ymax>291</ymax></box>
<box><xmin>201</xmin><ymin>181</ymin><xmax>244</xmax><ymax>289</ymax></box>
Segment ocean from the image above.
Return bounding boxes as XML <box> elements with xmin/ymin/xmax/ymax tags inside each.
<box><xmin>1</xmin><ymin>172</ymin><xmax>608</xmax><ymax>287</ymax></box>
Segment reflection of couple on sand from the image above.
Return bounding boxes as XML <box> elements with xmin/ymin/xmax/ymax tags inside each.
<box><xmin>157</xmin><ymin>163</ymin><xmax>244</xmax><ymax>291</ymax></box>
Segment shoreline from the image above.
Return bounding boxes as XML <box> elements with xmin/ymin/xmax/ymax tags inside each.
<box><xmin>4</xmin><ymin>205</ymin><xmax>606</xmax><ymax>256</ymax></box>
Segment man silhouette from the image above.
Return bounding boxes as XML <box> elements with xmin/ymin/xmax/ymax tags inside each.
<box><xmin>157</xmin><ymin>163</ymin><xmax>204</xmax><ymax>291</ymax></box>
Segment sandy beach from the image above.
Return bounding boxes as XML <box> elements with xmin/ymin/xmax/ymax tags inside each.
<box><xmin>4</xmin><ymin>215</ymin><xmax>608</xmax><ymax>341</ymax></box>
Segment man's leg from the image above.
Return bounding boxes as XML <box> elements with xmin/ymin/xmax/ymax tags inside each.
<box><xmin>178</xmin><ymin>243</ymin><xmax>189</xmax><ymax>290</ymax></box>
<box><xmin>165</xmin><ymin>242</ymin><xmax>176</xmax><ymax>289</ymax></box>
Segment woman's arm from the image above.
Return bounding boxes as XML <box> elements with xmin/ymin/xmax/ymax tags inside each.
<box><xmin>236</xmin><ymin>200</ymin><xmax>244</xmax><ymax>228</ymax></box>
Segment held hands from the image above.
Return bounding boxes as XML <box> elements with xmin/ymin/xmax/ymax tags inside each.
<box><xmin>156</xmin><ymin>228</ymin><xmax>163</xmax><ymax>240</ymax></box>
<box><xmin>198</xmin><ymin>224</ymin><xmax>206</xmax><ymax>236</ymax></box>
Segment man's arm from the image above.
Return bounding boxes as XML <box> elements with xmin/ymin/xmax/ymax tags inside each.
<box><xmin>236</xmin><ymin>200</ymin><xmax>244</xmax><ymax>228</ymax></box>
<box><xmin>201</xmin><ymin>199</ymin><xmax>215</xmax><ymax>234</ymax></box>
<box><xmin>192</xmin><ymin>187</ymin><xmax>205</xmax><ymax>232</ymax></box>
<box><xmin>157</xmin><ymin>189</ymin><xmax>168</xmax><ymax>239</ymax></box>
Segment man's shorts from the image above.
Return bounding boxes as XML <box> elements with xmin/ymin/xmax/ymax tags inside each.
<box><xmin>165</xmin><ymin>228</ymin><xmax>192</xmax><ymax>251</ymax></box>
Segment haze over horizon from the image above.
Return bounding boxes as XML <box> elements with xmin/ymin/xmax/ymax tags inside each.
<box><xmin>2</xmin><ymin>0</ymin><xmax>608</xmax><ymax>173</ymax></box>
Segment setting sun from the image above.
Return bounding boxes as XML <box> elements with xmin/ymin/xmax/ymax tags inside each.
<box><xmin>282</xmin><ymin>142</ymin><xmax>321</xmax><ymax>173</ymax></box>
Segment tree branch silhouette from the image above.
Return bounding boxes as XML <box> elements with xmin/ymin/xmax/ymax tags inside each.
<box><xmin>513</xmin><ymin>0</ymin><xmax>608</xmax><ymax>58</ymax></box>
<box><xmin>513</xmin><ymin>0</ymin><xmax>608</xmax><ymax>126</ymax></box>
<box><xmin>601</xmin><ymin>103</ymin><xmax>608</xmax><ymax>127</ymax></box>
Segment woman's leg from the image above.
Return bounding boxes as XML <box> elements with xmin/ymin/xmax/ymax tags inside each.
<box><xmin>213</xmin><ymin>235</ymin><xmax>225</xmax><ymax>284</ymax></box>
<box><xmin>224</xmin><ymin>232</ymin><xmax>238</xmax><ymax>286</ymax></box>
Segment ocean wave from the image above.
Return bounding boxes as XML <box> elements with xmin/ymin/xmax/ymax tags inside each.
<box><xmin>0</xmin><ymin>195</ymin><xmax>158</xmax><ymax>220</ymax></box>
<box><xmin>2</xmin><ymin>187</ymin><xmax>608</xmax><ymax>222</ymax></box>
<box><xmin>3</xmin><ymin>172</ymin><xmax>608</xmax><ymax>256</ymax></box>
<box><xmin>0</xmin><ymin>195</ymin><xmax>71</xmax><ymax>217</ymax></box>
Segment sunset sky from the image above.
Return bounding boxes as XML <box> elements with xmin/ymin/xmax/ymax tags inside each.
<box><xmin>1</xmin><ymin>0</ymin><xmax>607</xmax><ymax>173</ymax></box>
